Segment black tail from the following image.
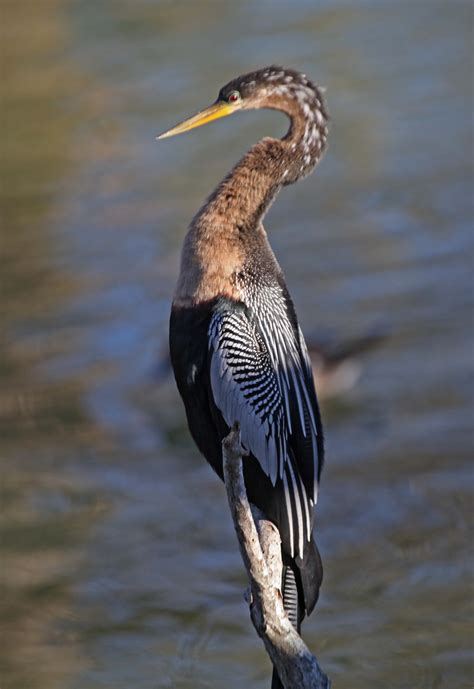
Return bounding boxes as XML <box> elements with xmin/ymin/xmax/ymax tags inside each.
<box><xmin>270</xmin><ymin>541</ymin><xmax>323</xmax><ymax>688</ymax></box>
<box><xmin>270</xmin><ymin>565</ymin><xmax>302</xmax><ymax>689</ymax></box>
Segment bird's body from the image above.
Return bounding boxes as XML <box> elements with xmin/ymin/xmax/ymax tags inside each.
<box><xmin>162</xmin><ymin>66</ymin><xmax>329</xmax><ymax>686</ymax></box>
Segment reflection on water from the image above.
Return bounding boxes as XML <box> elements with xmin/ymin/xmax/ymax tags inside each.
<box><xmin>2</xmin><ymin>2</ymin><xmax>472</xmax><ymax>688</ymax></box>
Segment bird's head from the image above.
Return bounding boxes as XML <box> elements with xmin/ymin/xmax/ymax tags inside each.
<box><xmin>158</xmin><ymin>65</ymin><xmax>328</xmax><ymax>142</ymax></box>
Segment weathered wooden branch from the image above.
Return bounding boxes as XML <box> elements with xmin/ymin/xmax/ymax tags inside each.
<box><xmin>222</xmin><ymin>422</ymin><xmax>331</xmax><ymax>689</ymax></box>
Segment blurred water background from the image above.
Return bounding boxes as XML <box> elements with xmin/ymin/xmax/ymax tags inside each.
<box><xmin>2</xmin><ymin>2</ymin><xmax>473</xmax><ymax>688</ymax></box>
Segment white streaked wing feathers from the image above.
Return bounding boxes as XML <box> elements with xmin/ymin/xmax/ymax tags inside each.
<box><xmin>256</xmin><ymin>291</ymin><xmax>320</xmax><ymax>500</ymax></box>
<box><xmin>209</xmin><ymin>293</ymin><xmax>320</xmax><ymax>557</ymax></box>
<box><xmin>209</xmin><ymin>309</ymin><xmax>285</xmax><ymax>484</ymax></box>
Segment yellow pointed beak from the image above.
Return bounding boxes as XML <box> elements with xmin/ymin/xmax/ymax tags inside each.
<box><xmin>157</xmin><ymin>101</ymin><xmax>238</xmax><ymax>139</ymax></box>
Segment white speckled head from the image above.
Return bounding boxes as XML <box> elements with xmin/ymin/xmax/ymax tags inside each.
<box><xmin>218</xmin><ymin>66</ymin><xmax>326</xmax><ymax>116</ymax></box>
<box><xmin>215</xmin><ymin>66</ymin><xmax>329</xmax><ymax>185</ymax></box>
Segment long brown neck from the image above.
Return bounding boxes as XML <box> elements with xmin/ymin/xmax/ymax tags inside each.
<box><xmin>196</xmin><ymin>138</ymin><xmax>285</xmax><ymax>233</ymax></box>
<box><xmin>174</xmin><ymin>87</ymin><xmax>328</xmax><ymax>306</ymax></box>
<box><xmin>174</xmin><ymin>140</ymin><xmax>285</xmax><ymax>306</ymax></box>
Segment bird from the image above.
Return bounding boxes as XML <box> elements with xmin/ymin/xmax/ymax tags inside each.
<box><xmin>306</xmin><ymin>329</ymin><xmax>387</xmax><ymax>398</ymax></box>
<box><xmin>159</xmin><ymin>65</ymin><xmax>329</xmax><ymax>688</ymax></box>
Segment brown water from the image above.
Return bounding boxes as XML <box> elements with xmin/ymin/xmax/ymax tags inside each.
<box><xmin>2</xmin><ymin>2</ymin><xmax>473</xmax><ymax>688</ymax></box>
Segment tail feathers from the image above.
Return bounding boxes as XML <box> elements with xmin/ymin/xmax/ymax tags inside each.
<box><xmin>296</xmin><ymin>537</ymin><xmax>323</xmax><ymax>616</ymax></box>
<box><xmin>281</xmin><ymin>565</ymin><xmax>301</xmax><ymax>632</ymax></box>
<box><xmin>271</xmin><ymin>565</ymin><xmax>301</xmax><ymax>689</ymax></box>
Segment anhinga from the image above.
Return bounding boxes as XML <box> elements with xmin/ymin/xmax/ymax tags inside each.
<box><xmin>159</xmin><ymin>66</ymin><xmax>329</xmax><ymax>688</ymax></box>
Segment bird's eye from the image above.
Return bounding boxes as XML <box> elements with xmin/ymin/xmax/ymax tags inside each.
<box><xmin>227</xmin><ymin>91</ymin><xmax>241</xmax><ymax>103</ymax></box>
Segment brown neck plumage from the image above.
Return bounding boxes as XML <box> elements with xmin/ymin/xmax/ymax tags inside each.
<box><xmin>174</xmin><ymin>87</ymin><xmax>328</xmax><ymax>306</ymax></box>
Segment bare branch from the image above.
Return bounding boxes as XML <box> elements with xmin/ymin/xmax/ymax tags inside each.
<box><xmin>222</xmin><ymin>422</ymin><xmax>331</xmax><ymax>689</ymax></box>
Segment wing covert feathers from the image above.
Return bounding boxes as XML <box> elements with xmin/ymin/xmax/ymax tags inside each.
<box><xmin>208</xmin><ymin>295</ymin><xmax>320</xmax><ymax>559</ymax></box>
